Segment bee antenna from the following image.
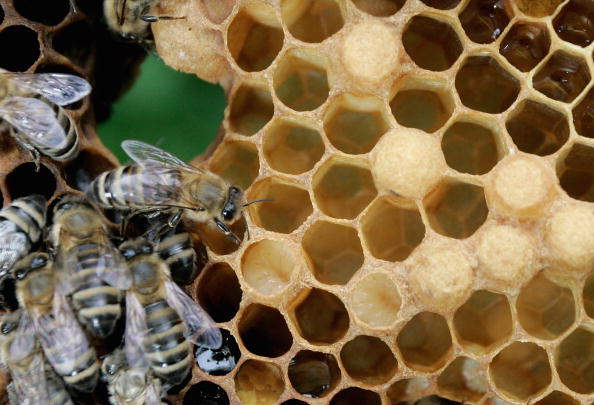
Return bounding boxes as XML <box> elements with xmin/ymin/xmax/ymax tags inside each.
<box><xmin>242</xmin><ymin>199</ymin><xmax>274</xmax><ymax>207</ymax></box>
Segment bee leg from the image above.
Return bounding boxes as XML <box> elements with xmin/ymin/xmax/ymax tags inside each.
<box><xmin>141</xmin><ymin>15</ymin><xmax>186</xmax><ymax>23</ymax></box>
<box><xmin>12</xmin><ymin>129</ymin><xmax>41</xmax><ymax>171</ymax></box>
<box><xmin>214</xmin><ymin>218</ymin><xmax>241</xmax><ymax>244</ymax></box>
<box><xmin>167</xmin><ymin>211</ymin><xmax>182</xmax><ymax>228</ymax></box>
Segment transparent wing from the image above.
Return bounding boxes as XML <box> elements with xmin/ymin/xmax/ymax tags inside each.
<box><xmin>0</xmin><ymin>97</ymin><xmax>67</xmax><ymax>149</ymax></box>
<box><xmin>9</xmin><ymin>311</ymin><xmax>37</xmax><ymax>364</ymax></box>
<box><xmin>9</xmin><ymin>351</ymin><xmax>48</xmax><ymax>405</ymax></box>
<box><xmin>125</xmin><ymin>291</ymin><xmax>149</xmax><ymax>369</ymax></box>
<box><xmin>122</xmin><ymin>140</ymin><xmax>202</xmax><ymax>173</ymax></box>
<box><xmin>0</xmin><ymin>230</ymin><xmax>29</xmax><ymax>278</ymax></box>
<box><xmin>7</xmin><ymin>72</ymin><xmax>91</xmax><ymax>106</ymax></box>
<box><xmin>145</xmin><ymin>377</ymin><xmax>164</xmax><ymax>405</ymax></box>
<box><xmin>164</xmin><ymin>280</ymin><xmax>221</xmax><ymax>349</ymax></box>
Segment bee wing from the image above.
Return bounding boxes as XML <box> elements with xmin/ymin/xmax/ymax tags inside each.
<box><xmin>125</xmin><ymin>291</ymin><xmax>150</xmax><ymax>370</ymax></box>
<box><xmin>0</xmin><ymin>97</ymin><xmax>67</xmax><ymax>149</ymax></box>
<box><xmin>164</xmin><ymin>280</ymin><xmax>222</xmax><ymax>349</ymax></box>
<box><xmin>145</xmin><ymin>377</ymin><xmax>165</xmax><ymax>405</ymax></box>
<box><xmin>8</xmin><ymin>351</ymin><xmax>49</xmax><ymax>405</ymax></box>
<box><xmin>122</xmin><ymin>140</ymin><xmax>203</xmax><ymax>173</ymax></box>
<box><xmin>6</xmin><ymin>72</ymin><xmax>91</xmax><ymax>106</ymax></box>
<box><xmin>9</xmin><ymin>310</ymin><xmax>37</xmax><ymax>364</ymax></box>
<box><xmin>94</xmin><ymin>245</ymin><xmax>131</xmax><ymax>290</ymax></box>
<box><xmin>0</xmin><ymin>229</ymin><xmax>29</xmax><ymax>278</ymax></box>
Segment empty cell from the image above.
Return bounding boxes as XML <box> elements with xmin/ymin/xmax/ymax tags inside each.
<box><xmin>6</xmin><ymin>163</ymin><xmax>56</xmax><ymax>200</ymax></box>
<box><xmin>387</xmin><ymin>378</ymin><xmax>432</xmax><ymax>404</ymax></box>
<box><xmin>247</xmin><ymin>177</ymin><xmax>312</xmax><ymax>233</ymax></box>
<box><xmin>455</xmin><ymin>56</ymin><xmax>520</xmax><ymax>114</ymax></box>
<box><xmin>423</xmin><ymin>180</ymin><xmax>489</xmax><ymax>239</ymax></box>
<box><xmin>53</xmin><ymin>22</ymin><xmax>94</xmax><ymax>68</ymax></box>
<box><xmin>499</xmin><ymin>23</ymin><xmax>550</xmax><ymax>72</ymax></box>
<box><xmin>229</xmin><ymin>84</ymin><xmax>274</xmax><ymax>136</ymax></box>
<box><xmin>235</xmin><ymin>360</ymin><xmax>284</xmax><ymax>405</ymax></box>
<box><xmin>302</xmin><ymin>221</ymin><xmax>364</xmax><ymax>285</ymax></box>
<box><xmin>517</xmin><ymin>273</ymin><xmax>576</xmax><ymax>340</ymax></box>
<box><xmin>330</xmin><ymin>387</ymin><xmax>381</xmax><ymax>405</ymax></box>
<box><xmin>197</xmin><ymin>263</ymin><xmax>242</xmax><ymax>323</ymax></box>
<box><xmin>183</xmin><ymin>381</ymin><xmax>229</xmax><ymax>405</ymax></box>
<box><xmin>534</xmin><ymin>391</ymin><xmax>579</xmax><ymax>405</ymax></box>
<box><xmin>584</xmin><ymin>272</ymin><xmax>594</xmax><ymax>318</ymax></box>
<box><xmin>209</xmin><ymin>140</ymin><xmax>259</xmax><ymax>190</ymax></box>
<box><xmin>557</xmin><ymin>328</ymin><xmax>594</xmax><ymax>394</ymax></box>
<box><xmin>313</xmin><ymin>159</ymin><xmax>377</xmax><ymax>219</ymax></box>
<box><xmin>361</xmin><ymin>197</ymin><xmax>425</xmax><ymax>262</ymax></box>
<box><xmin>65</xmin><ymin>150</ymin><xmax>116</xmax><ymax>192</ymax></box>
<box><xmin>397</xmin><ymin>312</ymin><xmax>452</xmax><ymax>372</ymax></box>
<box><xmin>340</xmin><ymin>335</ymin><xmax>397</xmax><ymax>384</ymax></box>
<box><xmin>227</xmin><ymin>7</ymin><xmax>284</xmax><ymax>72</ymax></box>
<box><xmin>506</xmin><ymin>100</ymin><xmax>569</xmax><ymax>156</ymax></box>
<box><xmin>351</xmin><ymin>0</ymin><xmax>404</xmax><ymax>16</ymax></box>
<box><xmin>402</xmin><ymin>15</ymin><xmax>463</xmax><ymax>72</ymax></box>
<box><xmin>324</xmin><ymin>94</ymin><xmax>390</xmax><ymax>154</ymax></box>
<box><xmin>442</xmin><ymin>121</ymin><xmax>500</xmax><ymax>175</ymax></box>
<box><xmin>274</xmin><ymin>50</ymin><xmax>330</xmax><ymax>112</ymax></box>
<box><xmin>553</xmin><ymin>0</ymin><xmax>594</xmax><ymax>47</ymax></box>
<box><xmin>241</xmin><ymin>239</ymin><xmax>296</xmax><ymax>296</ymax></box>
<box><xmin>15</xmin><ymin>0</ymin><xmax>70</xmax><ymax>25</ymax></box>
<box><xmin>421</xmin><ymin>0</ymin><xmax>461</xmax><ymax>9</ymax></box>
<box><xmin>0</xmin><ymin>26</ymin><xmax>40</xmax><ymax>71</ymax></box>
<box><xmin>533</xmin><ymin>51</ymin><xmax>591</xmax><ymax>103</ymax></box>
<box><xmin>263</xmin><ymin>119</ymin><xmax>324</xmax><ymax>175</ymax></box>
<box><xmin>437</xmin><ymin>357</ymin><xmax>487</xmax><ymax>402</ymax></box>
<box><xmin>238</xmin><ymin>304</ymin><xmax>292</xmax><ymax>357</ymax></box>
<box><xmin>573</xmin><ymin>87</ymin><xmax>594</xmax><ymax>139</ymax></box>
<box><xmin>195</xmin><ymin>329</ymin><xmax>241</xmax><ymax>376</ymax></box>
<box><xmin>390</xmin><ymin>88</ymin><xmax>453</xmax><ymax>133</ymax></box>
<box><xmin>199</xmin><ymin>0</ymin><xmax>235</xmax><ymax>23</ymax></box>
<box><xmin>459</xmin><ymin>0</ymin><xmax>511</xmax><ymax>44</ymax></box>
<box><xmin>291</xmin><ymin>288</ymin><xmax>349</xmax><ymax>344</ymax></box>
<box><xmin>558</xmin><ymin>143</ymin><xmax>594</xmax><ymax>203</ymax></box>
<box><xmin>490</xmin><ymin>342</ymin><xmax>551</xmax><ymax>400</ymax></box>
<box><xmin>288</xmin><ymin>350</ymin><xmax>340</xmax><ymax>398</ymax></box>
<box><xmin>453</xmin><ymin>290</ymin><xmax>513</xmax><ymax>355</ymax></box>
<box><xmin>282</xmin><ymin>401</ymin><xmax>309</xmax><ymax>405</ymax></box>
<box><xmin>281</xmin><ymin>0</ymin><xmax>344</xmax><ymax>43</ymax></box>
<box><xmin>351</xmin><ymin>273</ymin><xmax>401</xmax><ymax>328</ymax></box>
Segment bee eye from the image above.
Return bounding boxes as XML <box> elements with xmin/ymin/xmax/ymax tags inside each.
<box><xmin>222</xmin><ymin>209</ymin><xmax>234</xmax><ymax>222</ymax></box>
<box><xmin>15</xmin><ymin>269</ymin><xmax>27</xmax><ymax>280</ymax></box>
<box><xmin>120</xmin><ymin>247</ymin><xmax>136</xmax><ymax>260</ymax></box>
<box><xmin>31</xmin><ymin>256</ymin><xmax>47</xmax><ymax>268</ymax></box>
<box><xmin>141</xmin><ymin>243</ymin><xmax>153</xmax><ymax>255</ymax></box>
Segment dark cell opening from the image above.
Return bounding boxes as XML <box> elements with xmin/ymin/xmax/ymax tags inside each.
<box><xmin>0</xmin><ymin>26</ymin><xmax>40</xmax><ymax>72</ymax></box>
<box><xmin>329</xmin><ymin>387</ymin><xmax>381</xmax><ymax>405</ymax></box>
<box><xmin>288</xmin><ymin>350</ymin><xmax>340</xmax><ymax>398</ymax></box>
<box><xmin>14</xmin><ymin>0</ymin><xmax>70</xmax><ymax>25</ymax></box>
<box><xmin>197</xmin><ymin>263</ymin><xmax>242</xmax><ymax>322</ymax></box>
<box><xmin>238</xmin><ymin>303</ymin><xmax>293</xmax><ymax>357</ymax></box>
<box><xmin>183</xmin><ymin>381</ymin><xmax>230</xmax><ymax>405</ymax></box>
<box><xmin>6</xmin><ymin>163</ymin><xmax>56</xmax><ymax>200</ymax></box>
<box><xmin>53</xmin><ymin>22</ymin><xmax>95</xmax><ymax>67</ymax></box>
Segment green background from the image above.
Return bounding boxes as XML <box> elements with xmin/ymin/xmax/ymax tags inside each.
<box><xmin>98</xmin><ymin>55</ymin><xmax>226</xmax><ymax>163</ymax></box>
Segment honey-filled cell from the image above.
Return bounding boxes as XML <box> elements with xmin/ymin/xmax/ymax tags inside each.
<box><xmin>288</xmin><ymin>350</ymin><xmax>341</xmax><ymax>398</ymax></box>
<box><xmin>557</xmin><ymin>143</ymin><xmax>594</xmax><ymax>203</ymax></box>
<box><xmin>533</xmin><ymin>51</ymin><xmax>591</xmax><ymax>103</ymax></box>
<box><xmin>499</xmin><ymin>22</ymin><xmax>550</xmax><ymax>72</ymax></box>
<box><xmin>553</xmin><ymin>0</ymin><xmax>594</xmax><ymax>47</ymax></box>
<box><xmin>459</xmin><ymin>0</ymin><xmax>511</xmax><ymax>44</ymax></box>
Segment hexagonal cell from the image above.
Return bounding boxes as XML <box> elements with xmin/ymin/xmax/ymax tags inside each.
<box><xmin>263</xmin><ymin>118</ymin><xmax>324</xmax><ymax>175</ymax></box>
<box><xmin>437</xmin><ymin>357</ymin><xmax>487</xmax><ymax>402</ymax></box>
<box><xmin>459</xmin><ymin>0</ymin><xmax>511</xmax><ymax>44</ymax></box>
<box><xmin>227</xmin><ymin>5</ymin><xmax>284</xmax><ymax>72</ymax></box>
<box><xmin>197</xmin><ymin>263</ymin><xmax>242</xmax><ymax>323</ymax></box>
<box><xmin>534</xmin><ymin>391</ymin><xmax>579</xmax><ymax>405</ymax></box>
<box><xmin>506</xmin><ymin>100</ymin><xmax>569</xmax><ymax>156</ymax></box>
<box><xmin>238</xmin><ymin>303</ymin><xmax>293</xmax><ymax>357</ymax></box>
<box><xmin>387</xmin><ymin>378</ymin><xmax>432</xmax><ymax>404</ymax></box>
<box><xmin>0</xmin><ymin>26</ymin><xmax>40</xmax><ymax>71</ymax></box>
<box><xmin>397</xmin><ymin>312</ymin><xmax>452</xmax><ymax>372</ymax></box>
<box><xmin>557</xmin><ymin>327</ymin><xmax>594</xmax><ymax>394</ymax></box>
<box><xmin>490</xmin><ymin>342</ymin><xmax>551</xmax><ymax>401</ymax></box>
<box><xmin>290</xmin><ymin>288</ymin><xmax>349</xmax><ymax>344</ymax></box>
<box><xmin>499</xmin><ymin>22</ymin><xmax>550</xmax><ymax>72</ymax></box>
<box><xmin>313</xmin><ymin>158</ymin><xmax>377</xmax><ymax>219</ymax></box>
<box><xmin>455</xmin><ymin>56</ymin><xmax>520</xmax><ymax>114</ymax></box>
<box><xmin>247</xmin><ymin>177</ymin><xmax>312</xmax><ymax>233</ymax></box>
<box><xmin>515</xmin><ymin>0</ymin><xmax>564</xmax><ymax>17</ymax></box>
<box><xmin>195</xmin><ymin>216</ymin><xmax>247</xmax><ymax>256</ymax></box>
<box><xmin>453</xmin><ymin>290</ymin><xmax>513</xmax><ymax>356</ymax></box>
<box><xmin>390</xmin><ymin>84</ymin><xmax>454</xmax><ymax>133</ymax></box>
<box><xmin>421</xmin><ymin>0</ymin><xmax>461</xmax><ymax>9</ymax></box>
<box><xmin>584</xmin><ymin>272</ymin><xmax>594</xmax><ymax>318</ymax></box>
<box><xmin>281</xmin><ymin>0</ymin><xmax>344</xmax><ymax>43</ymax></box>
<box><xmin>228</xmin><ymin>84</ymin><xmax>274</xmax><ymax>136</ymax></box>
<box><xmin>14</xmin><ymin>0</ymin><xmax>69</xmax><ymax>25</ymax></box>
<box><xmin>423</xmin><ymin>180</ymin><xmax>489</xmax><ymax>239</ymax></box>
<box><xmin>553</xmin><ymin>0</ymin><xmax>594</xmax><ymax>47</ymax></box>
<box><xmin>241</xmin><ymin>240</ymin><xmax>296</xmax><ymax>296</ymax></box>
<box><xmin>340</xmin><ymin>335</ymin><xmax>397</xmax><ymax>384</ymax></box>
<box><xmin>533</xmin><ymin>51</ymin><xmax>591</xmax><ymax>103</ymax></box>
<box><xmin>195</xmin><ymin>329</ymin><xmax>241</xmax><ymax>376</ymax></box>
<box><xmin>288</xmin><ymin>350</ymin><xmax>341</xmax><ymax>398</ymax></box>
<box><xmin>557</xmin><ymin>143</ymin><xmax>594</xmax><ymax>203</ymax></box>
<box><xmin>573</xmin><ymin>87</ymin><xmax>594</xmax><ymax>139</ymax></box>
<box><xmin>323</xmin><ymin>94</ymin><xmax>390</xmax><ymax>154</ymax></box>
<box><xmin>351</xmin><ymin>0</ymin><xmax>404</xmax><ymax>16</ymax></box>
<box><xmin>274</xmin><ymin>49</ymin><xmax>330</xmax><ymax>112</ymax></box>
<box><xmin>6</xmin><ymin>163</ymin><xmax>56</xmax><ymax>200</ymax></box>
<box><xmin>209</xmin><ymin>140</ymin><xmax>259</xmax><ymax>190</ymax></box>
<box><xmin>302</xmin><ymin>221</ymin><xmax>364</xmax><ymax>285</ymax></box>
<box><xmin>330</xmin><ymin>387</ymin><xmax>381</xmax><ymax>405</ymax></box>
<box><xmin>351</xmin><ymin>273</ymin><xmax>401</xmax><ymax>328</ymax></box>
<box><xmin>517</xmin><ymin>273</ymin><xmax>576</xmax><ymax>340</ymax></box>
<box><xmin>199</xmin><ymin>0</ymin><xmax>234</xmax><ymax>24</ymax></box>
<box><xmin>442</xmin><ymin>121</ymin><xmax>501</xmax><ymax>175</ymax></box>
<box><xmin>361</xmin><ymin>197</ymin><xmax>425</xmax><ymax>262</ymax></box>
<box><xmin>402</xmin><ymin>15</ymin><xmax>463</xmax><ymax>72</ymax></box>
<box><xmin>234</xmin><ymin>360</ymin><xmax>284</xmax><ymax>405</ymax></box>
<box><xmin>183</xmin><ymin>381</ymin><xmax>229</xmax><ymax>405</ymax></box>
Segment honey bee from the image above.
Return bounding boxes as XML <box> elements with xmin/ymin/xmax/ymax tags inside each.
<box><xmin>0</xmin><ymin>311</ymin><xmax>75</xmax><ymax>405</ymax></box>
<box><xmin>118</xmin><ymin>237</ymin><xmax>221</xmax><ymax>386</ymax></box>
<box><xmin>13</xmin><ymin>252</ymin><xmax>99</xmax><ymax>392</ymax></box>
<box><xmin>0</xmin><ymin>69</ymin><xmax>91</xmax><ymax>163</ymax></box>
<box><xmin>157</xmin><ymin>229</ymin><xmax>199</xmax><ymax>285</ymax></box>
<box><xmin>49</xmin><ymin>194</ymin><xmax>129</xmax><ymax>338</ymax></box>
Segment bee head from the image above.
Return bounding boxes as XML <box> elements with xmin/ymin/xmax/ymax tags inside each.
<box><xmin>0</xmin><ymin>317</ymin><xmax>18</xmax><ymax>335</ymax></box>
<box><xmin>13</xmin><ymin>253</ymin><xmax>48</xmax><ymax>280</ymax></box>
<box><xmin>52</xmin><ymin>194</ymin><xmax>92</xmax><ymax>218</ymax></box>
<box><xmin>120</xmin><ymin>239</ymin><xmax>154</xmax><ymax>261</ymax></box>
<box><xmin>220</xmin><ymin>186</ymin><xmax>242</xmax><ymax>223</ymax></box>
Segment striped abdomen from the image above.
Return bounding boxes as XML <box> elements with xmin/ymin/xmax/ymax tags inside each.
<box><xmin>34</xmin><ymin>106</ymin><xmax>79</xmax><ymax>161</ymax></box>
<box><xmin>157</xmin><ymin>232</ymin><xmax>197</xmax><ymax>285</ymax></box>
<box><xmin>0</xmin><ymin>194</ymin><xmax>46</xmax><ymax>245</ymax></box>
<box><xmin>46</xmin><ymin>369</ymin><xmax>75</xmax><ymax>405</ymax></box>
<box><xmin>45</xmin><ymin>341</ymin><xmax>99</xmax><ymax>392</ymax></box>
<box><xmin>69</xmin><ymin>243</ymin><xmax>122</xmax><ymax>338</ymax></box>
<box><xmin>142</xmin><ymin>299</ymin><xmax>191</xmax><ymax>386</ymax></box>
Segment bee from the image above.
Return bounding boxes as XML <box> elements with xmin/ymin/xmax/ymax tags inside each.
<box><xmin>0</xmin><ymin>311</ymin><xmax>75</xmax><ymax>405</ymax></box>
<box><xmin>118</xmin><ymin>237</ymin><xmax>221</xmax><ymax>387</ymax></box>
<box><xmin>87</xmin><ymin>140</ymin><xmax>265</xmax><ymax>243</ymax></box>
<box><xmin>0</xmin><ymin>69</ymin><xmax>91</xmax><ymax>163</ymax></box>
<box><xmin>102</xmin><ymin>347</ymin><xmax>166</xmax><ymax>405</ymax></box>
<box><xmin>49</xmin><ymin>194</ymin><xmax>129</xmax><ymax>338</ymax></box>
<box><xmin>0</xmin><ymin>194</ymin><xmax>46</xmax><ymax>281</ymax></box>
<box><xmin>157</xmin><ymin>229</ymin><xmax>199</xmax><ymax>285</ymax></box>
<box><xmin>13</xmin><ymin>252</ymin><xmax>99</xmax><ymax>392</ymax></box>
